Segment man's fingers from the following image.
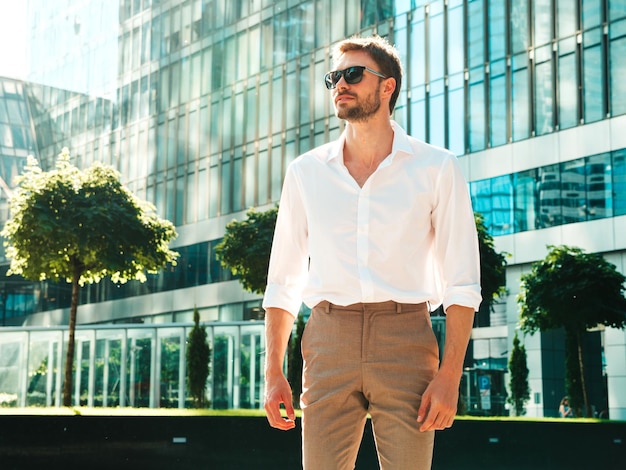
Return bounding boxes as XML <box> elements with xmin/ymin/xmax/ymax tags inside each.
<box><xmin>417</xmin><ymin>389</ymin><xmax>431</xmax><ymax>426</ymax></box>
<box><xmin>284</xmin><ymin>399</ymin><xmax>296</xmax><ymax>421</ymax></box>
<box><xmin>266</xmin><ymin>406</ymin><xmax>296</xmax><ymax>430</ymax></box>
<box><xmin>264</xmin><ymin>389</ymin><xmax>296</xmax><ymax>430</ymax></box>
<box><xmin>418</xmin><ymin>402</ymin><xmax>456</xmax><ymax>432</ymax></box>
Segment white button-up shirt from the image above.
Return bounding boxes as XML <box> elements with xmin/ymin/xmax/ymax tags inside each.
<box><xmin>263</xmin><ymin>121</ymin><xmax>482</xmax><ymax>317</ymax></box>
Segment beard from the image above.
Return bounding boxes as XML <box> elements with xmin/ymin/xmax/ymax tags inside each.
<box><xmin>335</xmin><ymin>88</ymin><xmax>382</xmax><ymax>122</ymax></box>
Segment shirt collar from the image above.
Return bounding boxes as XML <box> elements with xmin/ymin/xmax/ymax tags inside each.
<box><xmin>326</xmin><ymin>120</ymin><xmax>413</xmax><ymax>164</ymax></box>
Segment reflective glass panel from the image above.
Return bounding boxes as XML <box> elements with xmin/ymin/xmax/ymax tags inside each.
<box><xmin>586</xmin><ymin>153</ymin><xmax>613</xmax><ymax>220</ymax></box>
<box><xmin>159</xmin><ymin>335</ymin><xmax>181</xmax><ymax>408</ymax></box>
<box><xmin>511</xmin><ymin>0</ymin><xmax>530</xmax><ymax>53</ymax></box>
<box><xmin>557</xmin><ymin>0</ymin><xmax>578</xmax><ymax>37</ymax></box>
<box><xmin>558</xmin><ymin>38</ymin><xmax>579</xmax><ymax>129</ymax></box>
<box><xmin>491</xmin><ymin>175</ymin><xmax>514</xmax><ymax>235</ymax></box>
<box><xmin>512</xmin><ymin>53</ymin><xmax>530</xmax><ymax>141</ymax></box>
<box><xmin>609</xmin><ymin>22</ymin><xmax>626</xmax><ymax>116</ymax></box>
<box><xmin>490</xmin><ymin>60</ymin><xmax>507</xmax><ymax>147</ymax></box>
<box><xmin>582</xmin><ymin>0</ymin><xmax>603</xmax><ymax>29</ymax></box>
<box><xmin>560</xmin><ymin>158</ymin><xmax>586</xmax><ymax>224</ymax></box>
<box><xmin>613</xmin><ymin>149</ymin><xmax>626</xmax><ymax>216</ymax></box>
<box><xmin>514</xmin><ymin>169</ymin><xmax>538</xmax><ymax>231</ymax></box>
<box><xmin>537</xmin><ymin>164</ymin><xmax>561</xmax><ymax>228</ymax></box>
<box><xmin>448</xmin><ymin>73</ymin><xmax>465</xmax><ymax>156</ymax></box>
<box><xmin>488</xmin><ymin>0</ymin><xmax>506</xmax><ymax>60</ymax></box>
<box><xmin>469</xmin><ymin>67</ymin><xmax>486</xmax><ymax>151</ymax></box>
<box><xmin>583</xmin><ymin>28</ymin><xmax>605</xmax><ymax>123</ymax></box>
<box><xmin>467</xmin><ymin>0</ymin><xmax>485</xmax><ymax>68</ymax></box>
<box><xmin>534</xmin><ymin>0</ymin><xmax>553</xmax><ymax>45</ymax></box>
<box><xmin>534</xmin><ymin>46</ymin><xmax>554</xmax><ymax>135</ymax></box>
<box><xmin>212</xmin><ymin>332</ymin><xmax>235</xmax><ymax>408</ymax></box>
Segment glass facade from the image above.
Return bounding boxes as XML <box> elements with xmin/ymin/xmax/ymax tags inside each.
<box><xmin>0</xmin><ymin>321</ymin><xmax>264</xmax><ymax>408</ymax></box>
<box><xmin>471</xmin><ymin>148</ymin><xmax>625</xmax><ymax>235</ymax></box>
<box><xmin>0</xmin><ymin>0</ymin><xmax>624</xmax><ymax>323</ymax></box>
<box><xmin>0</xmin><ymin>0</ymin><xmax>625</xmax><ymax>415</ymax></box>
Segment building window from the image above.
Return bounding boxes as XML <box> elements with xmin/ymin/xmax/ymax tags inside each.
<box><xmin>471</xmin><ymin>149</ymin><xmax>626</xmax><ymax>234</ymax></box>
<box><xmin>534</xmin><ymin>45</ymin><xmax>554</xmax><ymax>136</ymax></box>
<box><xmin>609</xmin><ymin>20</ymin><xmax>626</xmax><ymax>116</ymax></box>
<box><xmin>511</xmin><ymin>52</ymin><xmax>530</xmax><ymax>141</ymax></box>
<box><xmin>582</xmin><ymin>28</ymin><xmax>605</xmax><ymax>123</ymax></box>
<box><xmin>613</xmin><ymin>149</ymin><xmax>626</xmax><ymax>216</ymax></box>
<box><xmin>489</xmin><ymin>60</ymin><xmax>508</xmax><ymax>147</ymax></box>
<box><xmin>558</xmin><ymin>37</ymin><xmax>579</xmax><ymax>129</ymax></box>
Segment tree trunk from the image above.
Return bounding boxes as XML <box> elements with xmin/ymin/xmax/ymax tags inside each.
<box><xmin>576</xmin><ymin>330</ymin><xmax>591</xmax><ymax>417</ymax></box>
<box><xmin>62</xmin><ymin>267</ymin><xmax>81</xmax><ymax>407</ymax></box>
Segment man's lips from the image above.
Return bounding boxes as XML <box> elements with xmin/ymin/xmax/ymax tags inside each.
<box><xmin>335</xmin><ymin>94</ymin><xmax>356</xmax><ymax>104</ymax></box>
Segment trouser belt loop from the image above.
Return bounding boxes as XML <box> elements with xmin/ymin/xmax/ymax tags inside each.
<box><xmin>324</xmin><ymin>302</ymin><xmax>330</xmax><ymax>314</ymax></box>
<box><xmin>396</xmin><ymin>302</ymin><xmax>402</xmax><ymax>313</ymax></box>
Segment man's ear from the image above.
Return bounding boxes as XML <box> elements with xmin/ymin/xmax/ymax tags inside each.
<box><xmin>382</xmin><ymin>77</ymin><xmax>396</xmax><ymax>100</ymax></box>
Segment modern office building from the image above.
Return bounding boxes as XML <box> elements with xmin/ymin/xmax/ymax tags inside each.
<box><xmin>0</xmin><ymin>0</ymin><xmax>625</xmax><ymax>417</ymax></box>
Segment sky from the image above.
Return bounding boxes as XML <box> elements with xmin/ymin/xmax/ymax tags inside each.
<box><xmin>0</xmin><ymin>0</ymin><xmax>28</xmax><ymax>79</ymax></box>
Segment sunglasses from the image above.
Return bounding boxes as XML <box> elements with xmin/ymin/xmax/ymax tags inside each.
<box><xmin>324</xmin><ymin>66</ymin><xmax>387</xmax><ymax>90</ymax></box>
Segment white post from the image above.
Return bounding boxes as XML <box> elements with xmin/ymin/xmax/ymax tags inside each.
<box><xmin>103</xmin><ymin>339</ymin><xmax>110</xmax><ymax>407</ymax></box>
<box><xmin>88</xmin><ymin>330</ymin><xmax>96</xmax><ymax>407</ymax></box>
<box><xmin>55</xmin><ymin>331</ymin><xmax>63</xmax><ymax>406</ymax></box>
<box><xmin>46</xmin><ymin>339</ymin><xmax>54</xmax><ymax>407</ymax></box>
<box><xmin>178</xmin><ymin>328</ymin><xmax>186</xmax><ymax>409</ymax></box>
<box><xmin>18</xmin><ymin>331</ymin><xmax>29</xmax><ymax>407</ymax></box>
<box><xmin>249</xmin><ymin>333</ymin><xmax>256</xmax><ymax>408</ymax></box>
<box><xmin>120</xmin><ymin>329</ymin><xmax>128</xmax><ymax>407</ymax></box>
<box><xmin>150</xmin><ymin>329</ymin><xmax>157</xmax><ymax>408</ymax></box>
<box><xmin>129</xmin><ymin>336</ymin><xmax>136</xmax><ymax>407</ymax></box>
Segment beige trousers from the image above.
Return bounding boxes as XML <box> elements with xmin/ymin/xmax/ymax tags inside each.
<box><xmin>300</xmin><ymin>301</ymin><xmax>440</xmax><ymax>470</ymax></box>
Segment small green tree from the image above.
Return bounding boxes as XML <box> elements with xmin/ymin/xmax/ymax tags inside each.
<box><xmin>518</xmin><ymin>245</ymin><xmax>626</xmax><ymax>417</ymax></box>
<box><xmin>186</xmin><ymin>308</ymin><xmax>211</xmax><ymax>407</ymax></box>
<box><xmin>475</xmin><ymin>212</ymin><xmax>508</xmax><ymax>313</ymax></box>
<box><xmin>1</xmin><ymin>148</ymin><xmax>178</xmax><ymax>406</ymax></box>
<box><xmin>215</xmin><ymin>206</ymin><xmax>278</xmax><ymax>294</ymax></box>
<box><xmin>287</xmin><ymin>312</ymin><xmax>306</xmax><ymax>409</ymax></box>
<box><xmin>507</xmin><ymin>332</ymin><xmax>530</xmax><ymax>416</ymax></box>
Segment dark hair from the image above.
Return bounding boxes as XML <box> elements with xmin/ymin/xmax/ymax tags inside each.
<box><xmin>332</xmin><ymin>35</ymin><xmax>403</xmax><ymax>114</ymax></box>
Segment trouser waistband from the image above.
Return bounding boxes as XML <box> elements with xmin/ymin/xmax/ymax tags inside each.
<box><xmin>316</xmin><ymin>300</ymin><xmax>428</xmax><ymax>314</ymax></box>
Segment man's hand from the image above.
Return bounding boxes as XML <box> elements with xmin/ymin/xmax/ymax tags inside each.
<box><xmin>417</xmin><ymin>304</ymin><xmax>474</xmax><ymax>432</ymax></box>
<box><xmin>416</xmin><ymin>370</ymin><xmax>460</xmax><ymax>432</ymax></box>
<box><xmin>264</xmin><ymin>372</ymin><xmax>296</xmax><ymax>430</ymax></box>
<box><xmin>264</xmin><ymin>307</ymin><xmax>297</xmax><ymax>430</ymax></box>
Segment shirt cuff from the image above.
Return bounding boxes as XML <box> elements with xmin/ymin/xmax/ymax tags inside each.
<box><xmin>442</xmin><ymin>286</ymin><xmax>482</xmax><ymax>313</ymax></box>
<box><xmin>262</xmin><ymin>284</ymin><xmax>303</xmax><ymax>318</ymax></box>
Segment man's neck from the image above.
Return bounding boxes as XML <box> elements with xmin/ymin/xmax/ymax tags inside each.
<box><xmin>342</xmin><ymin>115</ymin><xmax>394</xmax><ymax>168</ymax></box>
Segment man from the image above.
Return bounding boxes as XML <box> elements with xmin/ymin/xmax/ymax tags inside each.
<box><xmin>263</xmin><ymin>35</ymin><xmax>481</xmax><ymax>469</ymax></box>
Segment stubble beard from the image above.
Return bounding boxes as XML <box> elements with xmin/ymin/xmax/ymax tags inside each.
<box><xmin>335</xmin><ymin>89</ymin><xmax>382</xmax><ymax>123</ymax></box>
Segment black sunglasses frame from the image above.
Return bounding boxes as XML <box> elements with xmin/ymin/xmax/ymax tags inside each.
<box><xmin>324</xmin><ymin>66</ymin><xmax>387</xmax><ymax>90</ymax></box>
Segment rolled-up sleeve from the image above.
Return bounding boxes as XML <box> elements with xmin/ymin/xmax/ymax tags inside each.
<box><xmin>431</xmin><ymin>154</ymin><xmax>482</xmax><ymax>312</ymax></box>
<box><xmin>262</xmin><ymin>163</ymin><xmax>309</xmax><ymax>318</ymax></box>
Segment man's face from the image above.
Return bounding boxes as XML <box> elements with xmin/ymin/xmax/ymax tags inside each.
<box><xmin>330</xmin><ymin>51</ymin><xmax>384</xmax><ymax>123</ymax></box>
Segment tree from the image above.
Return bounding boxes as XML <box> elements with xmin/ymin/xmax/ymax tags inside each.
<box><xmin>507</xmin><ymin>332</ymin><xmax>530</xmax><ymax>416</ymax></box>
<box><xmin>186</xmin><ymin>308</ymin><xmax>211</xmax><ymax>407</ymax></box>
<box><xmin>518</xmin><ymin>245</ymin><xmax>626</xmax><ymax>417</ymax></box>
<box><xmin>475</xmin><ymin>212</ymin><xmax>508</xmax><ymax>313</ymax></box>
<box><xmin>287</xmin><ymin>312</ymin><xmax>306</xmax><ymax>408</ymax></box>
<box><xmin>1</xmin><ymin>148</ymin><xmax>178</xmax><ymax>406</ymax></box>
<box><xmin>215</xmin><ymin>206</ymin><xmax>278</xmax><ymax>294</ymax></box>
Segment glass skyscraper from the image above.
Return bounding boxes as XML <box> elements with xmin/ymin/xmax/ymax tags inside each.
<box><xmin>1</xmin><ymin>0</ymin><xmax>625</xmax><ymax>417</ymax></box>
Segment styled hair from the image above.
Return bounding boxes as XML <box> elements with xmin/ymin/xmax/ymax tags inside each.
<box><xmin>332</xmin><ymin>35</ymin><xmax>403</xmax><ymax>114</ymax></box>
